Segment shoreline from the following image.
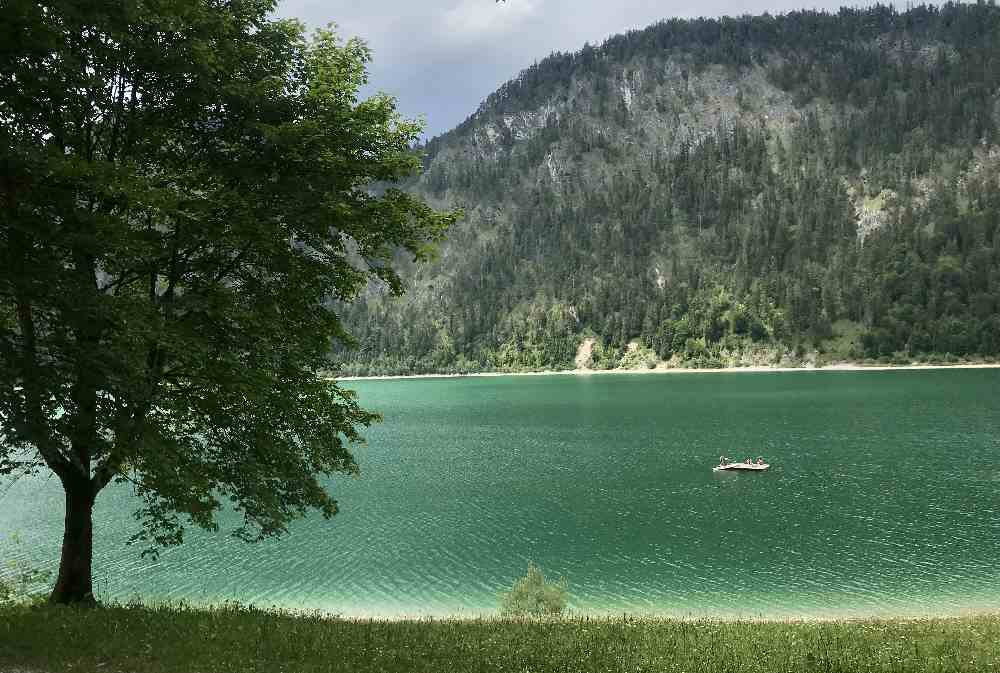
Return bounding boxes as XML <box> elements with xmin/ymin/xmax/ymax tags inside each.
<box><xmin>258</xmin><ymin>606</ymin><xmax>1000</xmax><ymax>624</ymax></box>
<box><xmin>16</xmin><ymin>594</ymin><xmax>1000</xmax><ymax>624</ymax></box>
<box><xmin>334</xmin><ymin>362</ymin><xmax>1000</xmax><ymax>382</ymax></box>
<box><xmin>180</xmin><ymin>593</ymin><xmax>1000</xmax><ymax>623</ymax></box>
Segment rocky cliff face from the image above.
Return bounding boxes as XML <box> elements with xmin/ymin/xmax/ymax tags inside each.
<box><xmin>426</xmin><ymin>60</ymin><xmax>799</xmax><ymax>197</ymax></box>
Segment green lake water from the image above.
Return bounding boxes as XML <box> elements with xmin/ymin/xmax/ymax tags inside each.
<box><xmin>2</xmin><ymin>370</ymin><xmax>999</xmax><ymax>617</ymax></box>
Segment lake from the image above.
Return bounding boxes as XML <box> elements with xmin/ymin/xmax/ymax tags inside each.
<box><xmin>2</xmin><ymin>370</ymin><xmax>999</xmax><ymax>618</ymax></box>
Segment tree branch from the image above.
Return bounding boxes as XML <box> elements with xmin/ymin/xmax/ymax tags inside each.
<box><xmin>14</xmin><ymin>296</ymin><xmax>75</xmax><ymax>480</ymax></box>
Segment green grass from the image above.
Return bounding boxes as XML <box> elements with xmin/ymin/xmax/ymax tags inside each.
<box><xmin>2</xmin><ymin>603</ymin><xmax>999</xmax><ymax>672</ymax></box>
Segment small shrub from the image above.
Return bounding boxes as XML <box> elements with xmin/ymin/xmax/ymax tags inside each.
<box><xmin>499</xmin><ymin>562</ymin><xmax>568</xmax><ymax>617</ymax></box>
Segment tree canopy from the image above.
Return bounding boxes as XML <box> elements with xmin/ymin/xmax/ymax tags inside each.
<box><xmin>0</xmin><ymin>0</ymin><xmax>456</xmax><ymax>603</ymax></box>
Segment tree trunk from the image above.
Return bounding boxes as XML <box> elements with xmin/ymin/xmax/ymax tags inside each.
<box><xmin>49</xmin><ymin>482</ymin><xmax>96</xmax><ymax>605</ymax></box>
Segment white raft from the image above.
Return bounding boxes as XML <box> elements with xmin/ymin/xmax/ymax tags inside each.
<box><xmin>713</xmin><ymin>462</ymin><xmax>770</xmax><ymax>472</ymax></box>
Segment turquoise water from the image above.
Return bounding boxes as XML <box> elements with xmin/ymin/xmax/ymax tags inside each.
<box><xmin>2</xmin><ymin>370</ymin><xmax>999</xmax><ymax>617</ymax></box>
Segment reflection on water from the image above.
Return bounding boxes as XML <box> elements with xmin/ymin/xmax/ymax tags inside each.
<box><xmin>2</xmin><ymin>369</ymin><xmax>999</xmax><ymax>617</ymax></box>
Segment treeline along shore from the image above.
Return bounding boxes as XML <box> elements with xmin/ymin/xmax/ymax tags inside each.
<box><xmin>331</xmin><ymin>361</ymin><xmax>1000</xmax><ymax>382</ymax></box>
<box><xmin>1</xmin><ymin>603</ymin><xmax>998</xmax><ymax>672</ymax></box>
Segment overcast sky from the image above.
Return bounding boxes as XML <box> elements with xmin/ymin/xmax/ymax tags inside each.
<box><xmin>275</xmin><ymin>0</ymin><xmax>883</xmax><ymax>138</ymax></box>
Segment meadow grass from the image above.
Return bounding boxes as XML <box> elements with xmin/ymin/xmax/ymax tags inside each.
<box><xmin>1</xmin><ymin>603</ymin><xmax>998</xmax><ymax>672</ymax></box>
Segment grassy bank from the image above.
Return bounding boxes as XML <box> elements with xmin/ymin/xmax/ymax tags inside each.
<box><xmin>1</xmin><ymin>604</ymin><xmax>998</xmax><ymax>672</ymax></box>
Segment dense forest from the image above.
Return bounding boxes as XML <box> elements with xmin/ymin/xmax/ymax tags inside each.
<box><xmin>334</xmin><ymin>3</ymin><xmax>1000</xmax><ymax>376</ymax></box>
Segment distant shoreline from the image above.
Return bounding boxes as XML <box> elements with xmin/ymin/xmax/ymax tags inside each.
<box><xmin>333</xmin><ymin>362</ymin><xmax>1000</xmax><ymax>382</ymax></box>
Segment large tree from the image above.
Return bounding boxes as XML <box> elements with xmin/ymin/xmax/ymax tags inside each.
<box><xmin>0</xmin><ymin>0</ymin><xmax>456</xmax><ymax>604</ymax></box>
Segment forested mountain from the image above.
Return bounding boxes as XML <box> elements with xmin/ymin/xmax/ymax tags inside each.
<box><xmin>335</xmin><ymin>3</ymin><xmax>1000</xmax><ymax>376</ymax></box>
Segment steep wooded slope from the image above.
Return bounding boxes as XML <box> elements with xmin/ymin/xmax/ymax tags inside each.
<box><xmin>336</xmin><ymin>4</ymin><xmax>1000</xmax><ymax>375</ymax></box>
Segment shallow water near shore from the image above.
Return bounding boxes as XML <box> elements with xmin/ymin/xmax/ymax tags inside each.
<box><xmin>2</xmin><ymin>369</ymin><xmax>999</xmax><ymax>617</ymax></box>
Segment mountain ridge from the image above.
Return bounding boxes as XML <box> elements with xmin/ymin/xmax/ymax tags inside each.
<box><xmin>335</xmin><ymin>3</ymin><xmax>1000</xmax><ymax>376</ymax></box>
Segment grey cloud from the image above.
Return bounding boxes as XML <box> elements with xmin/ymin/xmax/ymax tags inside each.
<box><xmin>275</xmin><ymin>0</ymin><xmax>884</xmax><ymax>138</ymax></box>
